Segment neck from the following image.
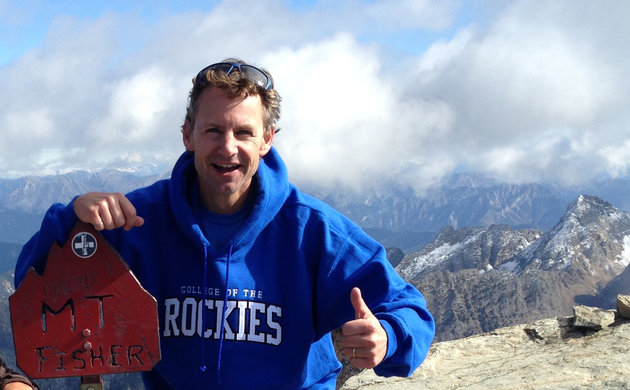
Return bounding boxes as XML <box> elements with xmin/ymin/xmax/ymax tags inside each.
<box><xmin>203</xmin><ymin>196</ymin><xmax>246</xmax><ymax>214</ymax></box>
<box><xmin>199</xmin><ymin>180</ymin><xmax>254</xmax><ymax>215</ymax></box>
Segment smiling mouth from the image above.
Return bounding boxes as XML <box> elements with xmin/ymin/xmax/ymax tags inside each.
<box><xmin>213</xmin><ymin>163</ymin><xmax>240</xmax><ymax>173</ymax></box>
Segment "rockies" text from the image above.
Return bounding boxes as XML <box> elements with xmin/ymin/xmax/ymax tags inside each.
<box><xmin>163</xmin><ymin>297</ymin><xmax>282</xmax><ymax>346</ymax></box>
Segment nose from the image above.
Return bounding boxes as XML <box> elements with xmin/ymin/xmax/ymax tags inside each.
<box><xmin>218</xmin><ymin>131</ymin><xmax>238</xmax><ymax>156</ymax></box>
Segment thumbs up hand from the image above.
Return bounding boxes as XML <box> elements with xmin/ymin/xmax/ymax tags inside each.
<box><xmin>341</xmin><ymin>287</ymin><xmax>388</xmax><ymax>369</ymax></box>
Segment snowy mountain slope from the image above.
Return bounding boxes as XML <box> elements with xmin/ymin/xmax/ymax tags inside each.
<box><xmin>397</xmin><ymin>225</ymin><xmax>541</xmax><ymax>281</ymax></box>
<box><xmin>511</xmin><ymin>195</ymin><xmax>630</xmax><ymax>278</ymax></box>
<box><xmin>397</xmin><ymin>195</ymin><xmax>630</xmax><ymax>341</ymax></box>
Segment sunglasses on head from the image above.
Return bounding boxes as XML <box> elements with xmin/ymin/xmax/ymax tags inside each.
<box><xmin>194</xmin><ymin>62</ymin><xmax>273</xmax><ymax>90</ymax></box>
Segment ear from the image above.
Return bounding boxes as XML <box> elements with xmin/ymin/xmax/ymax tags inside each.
<box><xmin>182</xmin><ymin>120</ymin><xmax>194</xmax><ymax>152</ymax></box>
<box><xmin>259</xmin><ymin>128</ymin><xmax>275</xmax><ymax>156</ymax></box>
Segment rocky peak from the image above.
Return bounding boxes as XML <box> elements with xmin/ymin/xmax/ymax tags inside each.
<box><xmin>396</xmin><ymin>195</ymin><xmax>630</xmax><ymax>342</ymax></box>
<box><xmin>514</xmin><ymin>194</ymin><xmax>630</xmax><ymax>277</ymax></box>
<box><xmin>339</xmin><ymin>297</ymin><xmax>630</xmax><ymax>390</ymax></box>
<box><xmin>567</xmin><ymin>194</ymin><xmax>623</xmax><ymax>222</ymax></box>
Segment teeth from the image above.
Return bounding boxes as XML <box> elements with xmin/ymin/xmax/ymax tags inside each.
<box><xmin>216</xmin><ymin>164</ymin><xmax>237</xmax><ymax>168</ymax></box>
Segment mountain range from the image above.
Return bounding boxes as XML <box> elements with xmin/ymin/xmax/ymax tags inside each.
<box><xmin>2</xmin><ymin>169</ymin><xmax>630</xmax><ymax>250</ymax></box>
<box><xmin>398</xmin><ymin>195</ymin><xmax>630</xmax><ymax>341</ymax></box>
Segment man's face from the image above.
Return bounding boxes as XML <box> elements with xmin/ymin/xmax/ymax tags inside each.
<box><xmin>183</xmin><ymin>87</ymin><xmax>273</xmax><ymax>213</ymax></box>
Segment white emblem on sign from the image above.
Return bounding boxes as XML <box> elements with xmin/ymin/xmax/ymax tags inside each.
<box><xmin>72</xmin><ymin>232</ymin><xmax>98</xmax><ymax>258</ymax></box>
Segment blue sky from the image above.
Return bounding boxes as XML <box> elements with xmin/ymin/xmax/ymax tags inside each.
<box><xmin>1</xmin><ymin>0</ymin><xmax>629</xmax><ymax>192</ymax></box>
<box><xmin>0</xmin><ymin>0</ymin><xmax>472</xmax><ymax>64</ymax></box>
<box><xmin>0</xmin><ymin>1</ymin><xmax>219</xmax><ymax>64</ymax></box>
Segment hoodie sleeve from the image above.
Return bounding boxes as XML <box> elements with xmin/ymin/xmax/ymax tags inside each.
<box><xmin>315</xmin><ymin>222</ymin><xmax>435</xmax><ymax>378</ymax></box>
<box><xmin>14</xmin><ymin>200</ymin><xmax>78</xmax><ymax>288</ymax></box>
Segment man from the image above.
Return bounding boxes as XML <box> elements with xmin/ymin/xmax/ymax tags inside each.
<box><xmin>16</xmin><ymin>59</ymin><xmax>434</xmax><ymax>389</ymax></box>
<box><xmin>0</xmin><ymin>358</ymin><xmax>38</xmax><ymax>390</ymax></box>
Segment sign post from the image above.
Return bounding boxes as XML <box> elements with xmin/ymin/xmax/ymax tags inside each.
<box><xmin>10</xmin><ymin>222</ymin><xmax>161</xmax><ymax>387</ymax></box>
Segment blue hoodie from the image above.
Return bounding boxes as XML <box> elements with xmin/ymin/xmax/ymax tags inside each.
<box><xmin>15</xmin><ymin>148</ymin><xmax>434</xmax><ymax>389</ymax></box>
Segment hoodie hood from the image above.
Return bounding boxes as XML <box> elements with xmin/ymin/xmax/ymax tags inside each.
<box><xmin>168</xmin><ymin>146</ymin><xmax>291</xmax><ymax>258</ymax></box>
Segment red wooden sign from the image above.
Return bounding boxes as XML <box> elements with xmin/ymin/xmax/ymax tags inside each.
<box><xmin>9</xmin><ymin>222</ymin><xmax>161</xmax><ymax>379</ymax></box>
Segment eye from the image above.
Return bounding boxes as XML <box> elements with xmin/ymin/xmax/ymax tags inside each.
<box><xmin>204</xmin><ymin>127</ymin><xmax>221</xmax><ymax>134</ymax></box>
<box><xmin>236</xmin><ymin>129</ymin><xmax>255</xmax><ymax>137</ymax></box>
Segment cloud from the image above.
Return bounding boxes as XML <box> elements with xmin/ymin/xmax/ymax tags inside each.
<box><xmin>268</xmin><ymin>34</ymin><xmax>457</xmax><ymax>191</ymax></box>
<box><xmin>406</xmin><ymin>0</ymin><xmax>630</xmax><ymax>186</ymax></box>
<box><xmin>303</xmin><ymin>0</ymin><xmax>458</xmax><ymax>32</ymax></box>
<box><xmin>0</xmin><ymin>0</ymin><xmax>629</xmax><ymax>193</ymax></box>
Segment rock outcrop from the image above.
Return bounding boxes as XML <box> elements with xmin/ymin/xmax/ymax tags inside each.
<box><xmin>397</xmin><ymin>195</ymin><xmax>630</xmax><ymax>342</ymax></box>
<box><xmin>339</xmin><ymin>297</ymin><xmax>630</xmax><ymax>390</ymax></box>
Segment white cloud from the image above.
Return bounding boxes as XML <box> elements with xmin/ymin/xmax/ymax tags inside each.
<box><xmin>268</xmin><ymin>33</ymin><xmax>456</xmax><ymax>191</ymax></box>
<box><xmin>0</xmin><ymin>0</ymin><xmax>629</xmax><ymax>194</ymax></box>
<box><xmin>600</xmin><ymin>140</ymin><xmax>630</xmax><ymax>178</ymax></box>
<box><xmin>407</xmin><ymin>0</ymin><xmax>630</xmax><ymax>186</ymax></box>
<box><xmin>92</xmin><ymin>68</ymin><xmax>177</xmax><ymax>141</ymax></box>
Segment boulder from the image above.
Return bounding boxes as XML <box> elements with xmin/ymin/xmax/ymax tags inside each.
<box><xmin>617</xmin><ymin>294</ymin><xmax>630</xmax><ymax>319</ymax></box>
<box><xmin>572</xmin><ymin>305</ymin><xmax>615</xmax><ymax>330</ymax></box>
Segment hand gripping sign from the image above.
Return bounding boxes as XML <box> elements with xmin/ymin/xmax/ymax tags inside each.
<box><xmin>9</xmin><ymin>222</ymin><xmax>161</xmax><ymax>382</ymax></box>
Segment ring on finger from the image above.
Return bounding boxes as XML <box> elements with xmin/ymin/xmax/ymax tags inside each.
<box><xmin>352</xmin><ymin>347</ymin><xmax>357</xmax><ymax>358</ymax></box>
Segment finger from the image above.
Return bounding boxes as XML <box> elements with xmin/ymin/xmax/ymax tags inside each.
<box><xmin>117</xmin><ymin>195</ymin><xmax>143</xmax><ymax>230</ymax></box>
<box><xmin>351</xmin><ymin>287</ymin><xmax>372</xmax><ymax>320</ymax></box>
<box><xmin>131</xmin><ymin>215</ymin><xmax>145</xmax><ymax>229</ymax></box>
<box><xmin>97</xmin><ymin>198</ymin><xmax>116</xmax><ymax>230</ymax></box>
<box><xmin>344</xmin><ymin>346</ymin><xmax>360</xmax><ymax>360</ymax></box>
<box><xmin>74</xmin><ymin>194</ymin><xmax>100</xmax><ymax>229</ymax></box>
<box><xmin>344</xmin><ymin>347</ymin><xmax>381</xmax><ymax>369</ymax></box>
<box><xmin>108</xmin><ymin>194</ymin><xmax>128</xmax><ymax>229</ymax></box>
<box><xmin>349</xmin><ymin>355</ymin><xmax>380</xmax><ymax>369</ymax></box>
<box><xmin>93</xmin><ymin>215</ymin><xmax>105</xmax><ymax>231</ymax></box>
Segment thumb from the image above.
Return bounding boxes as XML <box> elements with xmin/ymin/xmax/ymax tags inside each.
<box><xmin>124</xmin><ymin>216</ymin><xmax>145</xmax><ymax>231</ymax></box>
<box><xmin>351</xmin><ymin>287</ymin><xmax>372</xmax><ymax>320</ymax></box>
<box><xmin>134</xmin><ymin>216</ymin><xmax>145</xmax><ymax>227</ymax></box>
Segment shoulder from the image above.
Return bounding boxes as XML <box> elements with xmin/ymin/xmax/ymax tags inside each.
<box><xmin>124</xmin><ymin>152</ymin><xmax>194</xmax><ymax>211</ymax></box>
<box><xmin>281</xmin><ymin>186</ymin><xmax>371</xmax><ymax>241</ymax></box>
<box><xmin>125</xmin><ymin>178</ymin><xmax>170</xmax><ymax>209</ymax></box>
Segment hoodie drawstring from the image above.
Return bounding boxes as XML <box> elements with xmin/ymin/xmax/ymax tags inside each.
<box><xmin>200</xmin><ymin>245</ymin><xmax>209</xmax><ymax>372</ymax></box>
<box><xmin>216</xmin><ymin>244</ymin><xmax>233</xmax><ymax>384</ymax></box>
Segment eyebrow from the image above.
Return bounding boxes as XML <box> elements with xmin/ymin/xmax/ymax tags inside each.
<box><xmin>197</xmin><ymin>120</ymin><xmax>258</xmax><ymax>133</ymax></box>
